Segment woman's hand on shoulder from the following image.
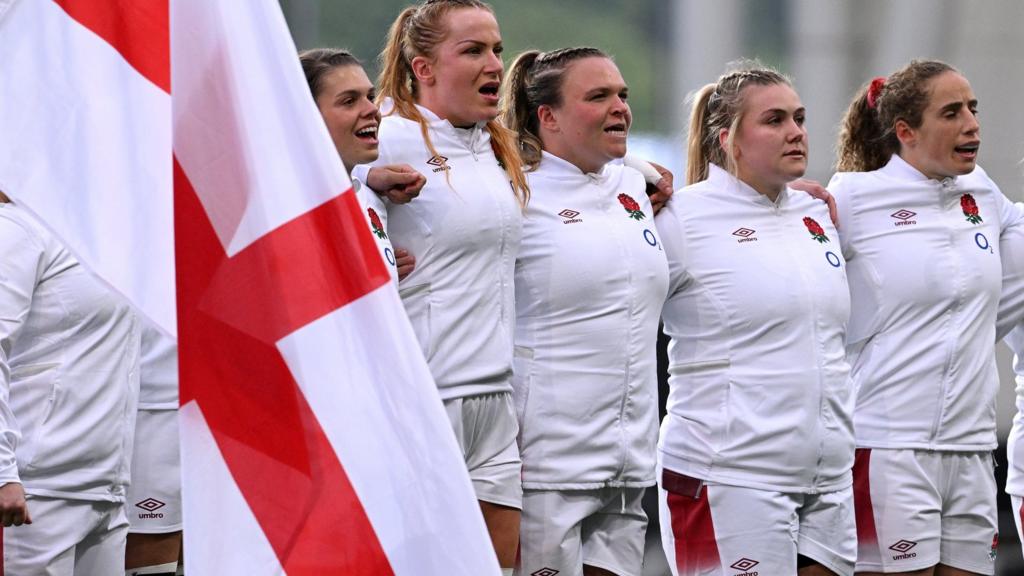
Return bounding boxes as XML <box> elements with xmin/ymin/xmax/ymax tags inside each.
<box><xmin>790</xmin><ymin>178</ymin><xmax>839</xmax><ymax>229</ymax></box>
<box><xmin>646</xmin><ymin>161</ymin><xmax>674</xmax><ymax>215</ymax></box>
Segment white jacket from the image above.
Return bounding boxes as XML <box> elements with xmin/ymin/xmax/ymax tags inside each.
<box><xmin>359</xmin><ymin>101</ymin><xmax>522</xmax><ymax>400</ymax></box>
<box><xmin>828</xmin><ymin>155</ymin><xmax>1024</xmax><ymax>451</ymax></box>
<box><xmin>513</xmin><ymin>153</ymin><xmax>668</xmax><ymax>489</ymax></box>
<box><xmin>0</xmin><ymin>203</ymin><xmax>140</xmax><ymax>502</ymax></box>
<box><xmin>997</xmin><ymin>202</ymin><xmax>1024</xmax><ymax>340</ymax></box>
<box><xmin>350</xmin><ymin>179</ymin><xmax>400</xmax><ymax>286</ymax></box>
<box><xmin>656</xmin><ymin>164</ymin><xmax>854</xmax><ymax>494</ymax></box>
<box><xmin>1006</xmin><ymin>325</ymin><xmax>1024</xmax><ymax>496</ymax></box>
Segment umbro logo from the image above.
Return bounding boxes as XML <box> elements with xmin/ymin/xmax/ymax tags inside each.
<box><xmin>531</xmin><ymin>569</ymin><xmax>559</xmax><ymax>576</ymax></box>
<box><xmin>559</xmin><ymin>208</ymin><xmax>582</xmax><ymax>224</ymax></box>
<box><xmin>135</xmin><ymin>497</ymin><xmax>166</xmax><ymax>520</ymax></box>
<box><xmin>136</xmin><ymin>498</ymin><xmax>165</xmax><ymax>512</ymax></box>
<box><xmin>891</xmin><ymin>209</ymin><xmax>918</xmax><ymax>227</ymax></box>
<box><xmin>889</xmin><ymin>539</ymin><xmax>918</xmax><ymax>560</ymax></box>
<box><xmin>732</xmin><ymin>227</ymin><xmax>757</xmax><ymax>243</ymax></box>
<box><xmin>730</xmin><ymin>557</ymin><xmax>759</xmax><ymax>576</ymax></box>
<box><xmin>426</xmin><ymin>155</ymin><xmax>450</xmax><ymax>173</ymax></box>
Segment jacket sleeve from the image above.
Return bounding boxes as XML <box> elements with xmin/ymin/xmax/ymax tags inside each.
<box><xmin>654</xmin><ymin>195</ymin><xmax>691</xmax><ymax>301</ymax></box>
<box><xmin>827</xmin><ymin>172</ymin><xmax>857</xmax><ymax>261</ymax></box>
<box><xmin>997</xmin><ymin>201</ymin><xmax>1024</xmax><ymax>341</ymax></box>
<box><xmin>0</xmin><ymin>212</ymin><xmax>46</xmax><ymax>485</ymax></box>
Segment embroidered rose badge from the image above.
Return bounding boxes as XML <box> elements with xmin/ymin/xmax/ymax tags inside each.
<box><xmin>368</xmin><ymin>207</ymin><xmax>388</xmax><ymax>239</ymax></box>
<box><xmin>960</xmin><ymin>194</ymin><xmax>983</xmax><ymax>224</ymax></box>
<box><xmin>617</xmin><ymin>193</ymin><xmax>645</xmax><ymax>220</ymax></box>
<box><xmin>803</xmin><ymin>216</ymin><xmax>829</xmax><ymax>243</ymax></box>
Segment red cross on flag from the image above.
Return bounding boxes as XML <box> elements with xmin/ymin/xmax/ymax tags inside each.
<box><xmin>0</xmin><ymin>0</ymin><xmax>500</xmax><ymax>573</ymax></box>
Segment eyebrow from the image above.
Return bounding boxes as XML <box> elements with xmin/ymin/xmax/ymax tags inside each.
<box><xmin>333</xmin><ymin>89</ymin><xmax>364</xmax><ymax>101</ymax></box>
<box><xmin>938</xmin><ymin>99</ymin><xmax>978</xmax><ymax>113</ymax></box>
<box><xmin>760</xmin><ymin>107</ymin><xmax>805</xmax><ymax>116</ymax></box>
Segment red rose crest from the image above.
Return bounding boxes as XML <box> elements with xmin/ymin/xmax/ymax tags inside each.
<box><xmin>367</xmin><ymin>207</ymin><xmax>388</xmax><ymax>239</ymax></box>
<box><xmin>960</xmin><ymin>193</ymin><xmax>983</xmax><ymax>224</ymax></box>
<box><xmin>803</xmin><ymin>216</ymin><xmax>830</xmax><ymax>243</ymax></box>
<box><xmin>617</xmin><ymin>193</ymin><xmax>645</xmax><ymax>220</ymax></box>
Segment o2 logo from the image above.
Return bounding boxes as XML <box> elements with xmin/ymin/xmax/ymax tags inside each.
<box><xmin>643</xmin><ymin>229</ymin><xmax>662</xmax><ymax>251</ymax></box>
<box><xmin>384</xmin><ymin>247</ymin><xmax>396</xmax><ymax>266</ymax></box>
<box><xmin>825</xmin><ymin>251</ymin><xmax>842</xmax><ymax>268</ymax></box>
<box><xmin>975</xmin><ymin>232</ymin><xmax>993</xmax><ymax>254</ymax></box>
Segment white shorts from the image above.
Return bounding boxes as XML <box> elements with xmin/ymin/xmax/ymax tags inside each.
<box><xmin>127</xmin><ymin>409</ymin><xmax>183</xmax><ymax>533</ymax></box>
<box><xmin>853</xmin><ymin>448</ymin><xmax>998</xmax><ymax>574</ymax></box>
<box><xmin>445</xmin><ymin>392</ymin><xmax>522</xmax><ymax>509</ymax></box>
<box><xmin>517</xmin><ymin>487</ymin><xmax>647</xmax><ymax>576</ymax></box>
<box><xmin>3</xmin><ymin>496</ymin><xmax>128</xmax><ymax>575</ymax></box>
<box><xmin>658</xmin><ymin>467</ymin><xmax>856</xmax><ymax>576</ymax></box>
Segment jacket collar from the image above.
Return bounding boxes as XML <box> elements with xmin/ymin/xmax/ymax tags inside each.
<box><xmin>706</xmin><ymin>163</ymin><xmax>789</xmax><ymax>208</ymax></box>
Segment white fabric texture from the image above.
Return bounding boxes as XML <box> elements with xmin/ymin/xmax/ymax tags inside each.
<box><xmin>0</xmin><ymin>203</ymin><xmax>140</xmax><ymax>502</ymax></box>
<box><xmin>656</xmin><ymin>163</ymin><xmax>854</xmax><ymax>493</ymax></box>
<box><xmin>828</xmin><ymin>155</ymin><xmax>1024</xmax><ymax>451</ymax></box>
<box><xmin>513</xmin><ymin>152</ymin><xmax>668</xmax><ymax>489</ymax></box>
<box><xmin>1005</xmin><ymin>324</ymin><xmax>1024</xmax><ymax>496</ymax></box>
<box><xmin>359</xmin><ymin>100</ymin><xmax>523</xmax><ymax>401</ymax></box>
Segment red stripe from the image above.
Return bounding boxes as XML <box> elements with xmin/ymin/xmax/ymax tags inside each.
<box><xmin>174</xmin><ymin>158</ymin><xmax>393</xmax><ymax>573</ymax></box>
<box><xmin>198</xmin><ymin>190</ymin><xmax>388</xmax><ymax>344</ymax></box>
<box><xmin>666</xmin><ymin>489</ymin><xmax>721</xmax><ymax>572</ymax></box>
<box><xmin>52</xmin><ymin>0</ymin><xmax>170</xmax><ymax>93</ymax></box>
<box><xmin>853</xmin><ymin>448</ymin><xmax>878</xmax><ymax>546</ymax></box>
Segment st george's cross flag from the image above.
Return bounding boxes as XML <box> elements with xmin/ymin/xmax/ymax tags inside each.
<box><xmin>0</xmin><ymin>0</ymin><xmax>500</xmax><ymax>573</ymax></box>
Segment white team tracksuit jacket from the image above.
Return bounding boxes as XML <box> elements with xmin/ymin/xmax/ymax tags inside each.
<box><xmin>513</xmin><ymin>153</ymin><xmax>669</xmax><ymax>490</ymax></box>
<box><xmin>0</xmin><ymin>203</ymin><xmax>140</xmax><ymax>503</ymax></box>
<box><xmin>360</xmin><ymin>100</ymin><xmax>522</xmax><ymax>400</ymax></box>
<box><xmin>828</xmin><ymin>155</ymin><xmax>1024</xmax><ymax>452</ymax></box>
<box><xmin>656</xmin><ymin>164</ymin><xmax>854</xmax><ymax>493</ymax></box>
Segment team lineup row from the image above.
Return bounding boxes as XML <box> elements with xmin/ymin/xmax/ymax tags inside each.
<box><xmin>1</xmin><ymin>0</ymin><xmax>1022</xmax><ymax>575</ymax></box>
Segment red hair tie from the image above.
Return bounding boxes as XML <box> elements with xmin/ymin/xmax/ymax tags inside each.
<box><xmin>866</xmin><ymin>76</ymin><xmax>886</xmax><ymax>109</ymax></box>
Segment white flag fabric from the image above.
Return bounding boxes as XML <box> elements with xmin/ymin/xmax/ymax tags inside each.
<box><xmin>0</xmin><ymin>0</ymin><xmax>500</xmax><ymax>573</ymax></box>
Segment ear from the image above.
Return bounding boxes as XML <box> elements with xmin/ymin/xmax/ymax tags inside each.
<box><xmin>410</xmin><ymin>55</ymin><xmax>435</xmax><ymax>87</ymax></box>
<box><xmin>894</xmin><ymin>119</ymin><xmax>916</xmax><ymax>148</ymax></box>
<box><xmin>718</xmin><ymin>127</ymin><xmax>735</xmax><ymax>158</ymax></box>
<box><xmin>537</xmin><ymin>104</ymin><xmax>559</xmax><ymax>133</ymax></box>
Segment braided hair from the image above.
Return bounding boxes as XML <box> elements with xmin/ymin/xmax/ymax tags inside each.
<box><xmin>685</xmin><ymin>62</ymin><xmax>792</xmax><ymax>185</ymax></box>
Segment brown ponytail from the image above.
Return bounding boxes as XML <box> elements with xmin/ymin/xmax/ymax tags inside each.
<box><xmin>499</xmin><ymin>47</ymin><xmax>610</xmax><ymax>173</ymax></box>
<box><xmin>836</xmin><ymin>59</ymin><xmax>956</xmax><ymax>172</ymax></box>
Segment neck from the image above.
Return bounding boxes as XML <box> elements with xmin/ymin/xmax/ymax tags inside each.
<box><xmin>541</xmin><ymin>137</ymin><xmax>603</xmax><ymax>175</ymax></box>
<box><xmin>0</xmin><ymin>191</ymin><xmax>9</xmax><ymax>203</ymax></box>
<box><xmin>897</xmin><ymin>152</ymin><xmax>948</xmax><ymax>182</ymax></box>
<box><xmin>735</xmin><ymin>167</ymin><xmax>784</xmax><ymax>202</ymax></box>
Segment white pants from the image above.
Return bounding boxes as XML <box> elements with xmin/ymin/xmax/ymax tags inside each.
<box><xmin>3</xmin><ymin>496</ymin><xmax>128</xmax><ymax>576</ymax></box>
<box><xmin>853</xmin><ymin>448</ymin><xmax>998</xmax><ymax>574</ymax></box>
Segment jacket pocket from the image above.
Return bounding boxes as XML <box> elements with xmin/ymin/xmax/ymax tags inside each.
<box><xmin>511</xmin><ymin>346</ymin><xmax>534</xmax><ymax>441</ymax></box>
